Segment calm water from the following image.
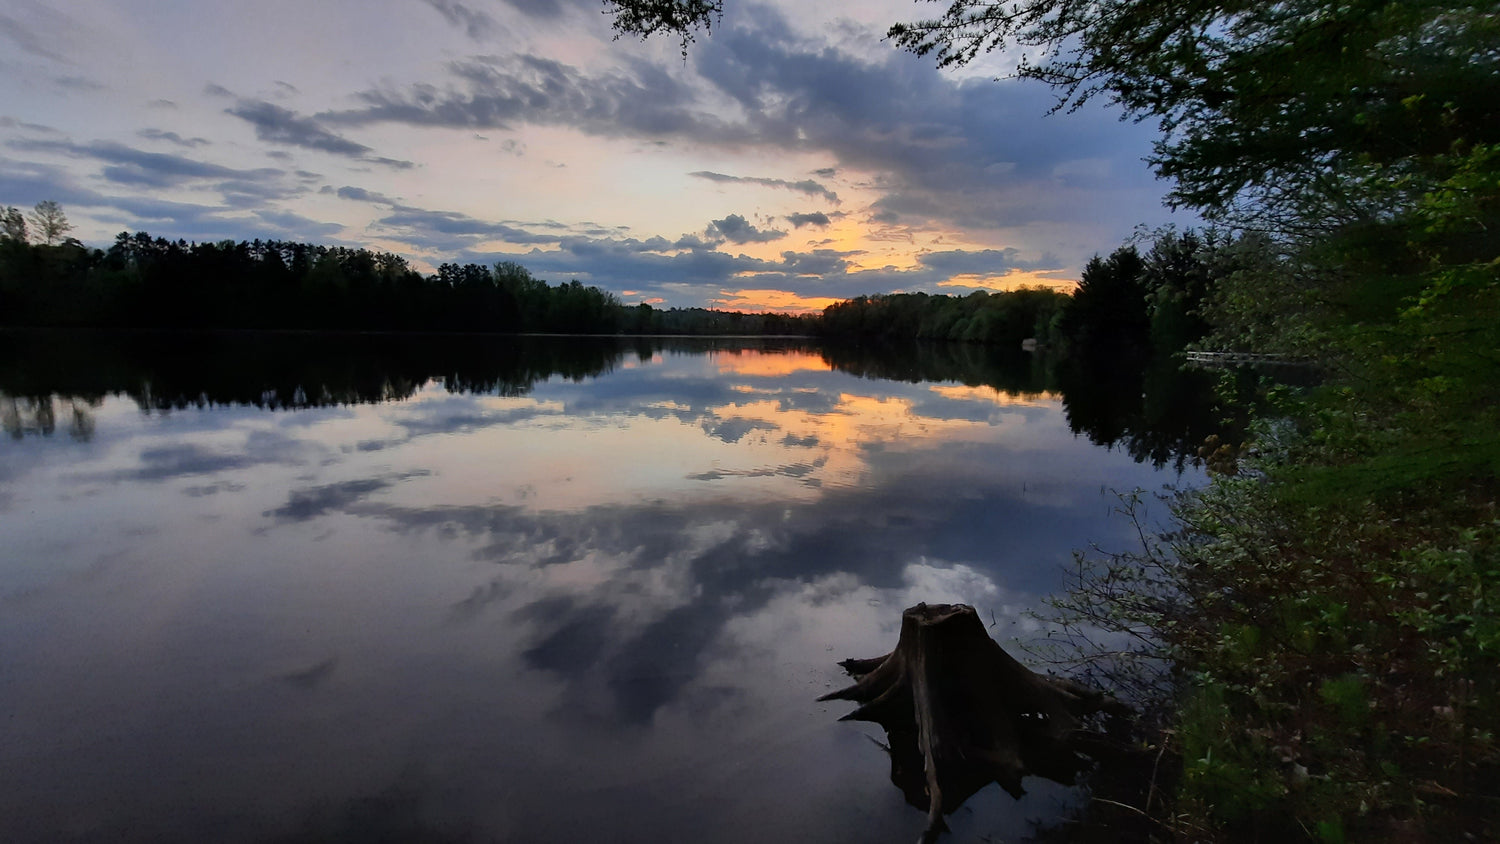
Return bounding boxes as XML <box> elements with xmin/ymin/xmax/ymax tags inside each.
<box><xmin>0</xmin><ymin>332</ymin><xmax>1216</xmax><ymax>843</ymax></box>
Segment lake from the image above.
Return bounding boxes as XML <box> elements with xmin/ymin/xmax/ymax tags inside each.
<box><xmin>0</xmin><ymin>331</ymin><xmax>1220</xmax><ymax>843</ymax></box>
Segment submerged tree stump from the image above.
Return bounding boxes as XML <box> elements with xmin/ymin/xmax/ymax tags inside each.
<box><xmin>819</xmin><ymin>603</ymin><xmax>1129</xmax><ymax>842</ymax></box>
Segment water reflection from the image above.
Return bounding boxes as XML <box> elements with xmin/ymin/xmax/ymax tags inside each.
<box><xmin>0</xmin><ymin>331</ymin><xmax>1243</xmax><ymax>472</ymax></box>
<box><xmin>0</xmin><ymin>331</ymin><xmax>1223</xmax><ymax>843</ymax></box>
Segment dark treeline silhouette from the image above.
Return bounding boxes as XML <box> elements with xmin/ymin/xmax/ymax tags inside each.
<box><xmin>819</xmin><ymin>287</ymin><xmax>1071</xmax><ymax>346</ymax></box>
<box><xmin>1058</xmin><ymin>228</ymin><xmax>1264</xmax><ymax>362</ymax></box>
<box><xmin>0</xmin><ymin>230</ymin><xmax>816</xmax><ymax>336</ymax></box>
<box><xmin>1</xmin><ymin>217</ymin><xmax>1248</xmax><ymax>360</ymax></box>
<box><xmin>2</xmin><ymin>329</ymin><xmax>1245</xmax><ymax>469</ymax></box>
<box><xmin>813</xmin><ymin>228</ymin><xmax>1264</xmax><ymax>359</ymax></box>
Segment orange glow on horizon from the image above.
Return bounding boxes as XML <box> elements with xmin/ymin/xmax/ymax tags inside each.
<box><xmin>937</xmin><ymin>268</ymin><xmax>1079</xmax><ymax>293</ymax></box>
<box><xmin>711</xmin><ymin>288</ymin><xmax>843</xmax><ymax>314</ymax></box>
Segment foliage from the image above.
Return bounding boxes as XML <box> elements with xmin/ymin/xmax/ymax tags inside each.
<box><xmin>1</xmin><ymin>206</ymin><xmax>26</xmax><ymax>243</ymax></box>
<box><xmin>605</xmin><ymin>0</ymin><xmax>723</xmax><ymax>54</ymax></box>
<box><xmin>1057</xmin><ymin>227</ymin><xmax>1270</xmax><ymax>362</ymax></box>
<box><xmin>887</xmin><ymin>1</ymin><xmax>1499</xmax><ymax>230</ymax></box>
<box><xmin>819</xmin><ymin>287</ymin><xmax>1071</xmax><ymax>348</ymax></box>
<box><xmin>1050</xmin><ymin>468</ymin><xmax>1500</xmax><ymax>839</ymax></box>
<box><xmin>26</xmin><ymin>200</ymin><xmax>72</xmax><ymax>246</ymax></box>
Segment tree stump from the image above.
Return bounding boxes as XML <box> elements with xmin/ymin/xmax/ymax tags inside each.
<box><xmin>819</xmin><ymin>603</ymin><xmax>1129</xmax><ymax>842</ymax></box>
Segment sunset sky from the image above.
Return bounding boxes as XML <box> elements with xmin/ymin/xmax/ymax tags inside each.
<box><xmin>0</xmin><ymin>0</ymin><xmax>1186</xmax><ymax>311</ymax></box>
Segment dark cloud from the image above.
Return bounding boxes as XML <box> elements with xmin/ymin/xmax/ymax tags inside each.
<box><xmin>785</xmin><ymin>211</ymin><xmax>830</xmax><ymax>228</ymax></box>
<box><xmin>0</xmin><ymin>157</ymin><xmax>327</xmax><ymax>244</ymax></box>
<box><xmin>708</xmin><ymin>213</ymin><xmax>784</xmax><ymax>244</ymax></box>
<box><xmin>501</xmin><ymin>0</ymin><xmax>567</xmax><ymax>18</ymax></box>
<box><xmin>689</xmin><ymin>171</ymin><xmax>838</xmax><ymax>202</ymax></box>
<box><xmin>420</xmin><ymin>0</ymin><xmax>499</xmax><ymax>38</ymax></box>
<box><xmin>182</xmin><ymin>481</ymin><xmax>246</xmax><ymax>497</ymax></box>
<box><xmin>775</xmin><ymin>249</ymin><xmax>852</xmax><ymax>277</ymax></box>
<box><xmin>0</xmin><ymin>12</ymin><xmax>68</xmax><ymax>62</ymax></box>
<box><xmin>8</xmin><ymin>137</ymin><xmax>282</xmax><ymax>190</ymax></box>
<box><xmin>138</xmin><ymin>129</ymin><xmax>210</xmax><ymax>148</ymax></box>
<box><xmin>253</xmin><ymin>208</ymin><xmax>344</xmax><ymax>237</ymax></box>
<box><xmin>496</xmin><ymin>236</ymin><xmax>775</xmax><ymax>294</ymax></box>
<box><xmin>217</xmin><ymin>178</ymin><xmax>308</xmax><ymax>204</ymax></box>
<box><xmin>76</xmin><ymin>441</ymin><xmax>287</xmax><ymax>483</ymax></box>
<box><xmin>0</xmin><ymin>117</ymin><xmax>59</xmax><ymax>134</ymax></box>
<box><xmin>915</xmin><ymin>247</ymin><xmax>1057</xmax><ymax>276</ymax></box>
<box><xmin>226</xmin><ymin>99</ymin><xmax>371</xmax><ymax>156</ymax></box>
<box><xmin>300</xmin><ymin>2</ymin><xmax>1169</xmax><ymax>241</ymax></box>
<box><xmin>264</xmin><ymin>472</ymin><xmax>429</xmax><ymax>523</ymax></box>
<box><xmin>328</xmin><ymin>185</ymin><xmax>399</xmax><ymax>205</ymax></box>
<box><xmin>323</xmin><ymin>54</ymin><xmax>726</xmax><ymax>144</ymax></box>
<box><xmin>280</xmin><ymin>657</ymin><xmax>338</xmax><ymax>689</ymax></box>
<box><xmin>225</xmin><ymin>98</ymin><xmax>413</xmax><ymax>169</ymax></box>
<box><xmin>376</xmin><ymin>207</ymin><xmax>564</xmax><ymax>246</ymax></box>
<box><xmin>53</xmin><ymin>75</ymin><xmax>105</xmax><ymax>92</ymax></box>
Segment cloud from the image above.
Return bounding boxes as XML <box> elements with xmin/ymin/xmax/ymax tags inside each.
<box><xmin>501</xmin><ymin>0</ymin><xmax>569</xmax><ymax>18</ymax></box>
<box><xmin>0</xmin><ymin>10</ymin><xmax>69</xmax><ymax>62</ymax></box>
<box><xmin>296</xmin><ymin>2</ymin><xmax>1170</xmax><ymax>241</ymax></box>
<box><xmin>73</xmin><ymin>431</ymin><xmax>313</xmax><ymax>483</ymax></box>
<box><xmin>0</xmin><ymin>117</ymin><xmax>59</xmax><ymax>135</ymax></box>
<box><xmin>785</xmin><ymin>212</ymin><xmax>830</xmax><ymax>228</ymax></box>
<box><xmin>376</xmin><ymin>207</ymin><xmax>566</xmax><ymax>248</ymax></box>
<box><xmin>0</xmin><ymin>157</ymin><xmax>335</xmax><ymax>244</ymax></box>
<box><xmin>225</xmin><ymin>98</ymin><xmax>412</xmax><ymax>168</ymax></box>
<box><xmin>53</xmin><ymin>75</ymin><xmax>105</xmax><ymax>92</ymax></box>
<box><xmin>708</xmin><ymin>213</ymin><xmax>784</xmax><ymax>244</ymax></box>
<box><xmin>7</xmin><ymin>137</ymin><xmax>283</xmax><ymax>189</ymax></box>
<box><xmin>328</xmin><ymin>185</ymin><xmax>400</xmax><ymax>205</ymax></box>
<box><xmin>264</xmin><ymin>471</ymin><xmax>429</xmax><ymax>523</ymax></box>
<box><xmin>690</xmin><ymin>171</ymin><xmax>839</xmax><ymax>203</ymax></box>
<box><xmin>420</xmin><ymin>0</ymin><xmax>498</xmax><ymax>39</ymax></box>
<box><xmin>253</xmin><ymin>208</ymin><xmax>344</xmax><ymax>238</ymax></box>
<box><xmin>915</xmin><ymin>247</ymin><xmax>1056</xmax><ymax>277</ymax></box>
<box><xmin>324</xmin><ymin>54</ymin><xmax>721</xmax><ymax>144</ymax></box>
<box><xmin>137</xmin><ymin>129</ymin><xmax>210</xmax><ymax>148</ymax></box>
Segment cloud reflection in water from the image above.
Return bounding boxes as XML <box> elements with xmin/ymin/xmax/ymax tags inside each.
<box><xmin>0</xmin><ymin>342</ymin><xmax>1194</xmax><ymax>843</ymax></box>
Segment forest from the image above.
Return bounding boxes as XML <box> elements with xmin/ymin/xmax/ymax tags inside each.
<box><xmin>0</xmin><ymin>226</ymin><xmax>819</xmax><ymax>336</ymax></box>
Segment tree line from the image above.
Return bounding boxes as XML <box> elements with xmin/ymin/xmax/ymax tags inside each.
<box><xmin>0</xmin><ymin>220</ymin><xmax>820</xmax><ymax>336</ymax></box>
<box><xmin>5</xmin><ymin>206</ymin><xmax>1244</xmax><ymax>355</ymax></box>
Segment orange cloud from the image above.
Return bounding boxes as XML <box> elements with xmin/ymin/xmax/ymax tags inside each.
<box><xmin>936</xmin><ymin>268</ymin><xmax>1079</xmax><ymax>293</ymax></box>
<box><xmin>711</xmin><ymin>288</ymin><xmax>843</xmax><ymax>314</ymax></box>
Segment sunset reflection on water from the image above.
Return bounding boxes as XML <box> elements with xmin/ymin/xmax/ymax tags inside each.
<box><xmin>0</xmin><ymin>336</ymin><xmax>1199</xmax><ymax>844</ymax></box>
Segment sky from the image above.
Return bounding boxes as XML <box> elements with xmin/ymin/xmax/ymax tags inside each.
<box><xmin>0</xmin><ymin>0</ymin><xmax>1186</xmax><ymax>312</ymax></box>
